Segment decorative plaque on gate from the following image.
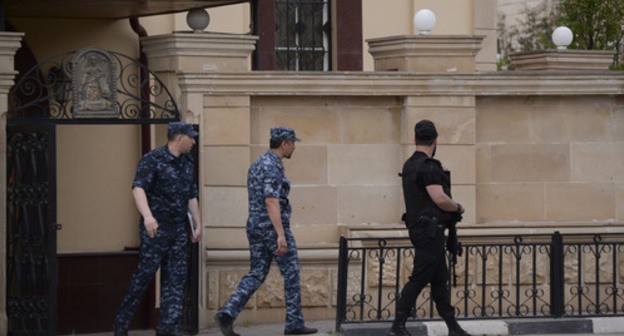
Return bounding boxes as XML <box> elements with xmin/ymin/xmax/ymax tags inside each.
<box><xmin>72</xmin><ymin>48</ymin><xmax>118</xmax><ymax>118</ymax></box>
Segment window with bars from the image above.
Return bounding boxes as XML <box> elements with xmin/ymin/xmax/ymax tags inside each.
<box><xmin>274</xmin><ymin>0</ymin><xmax>331</xmax><ymax>71</ymax></box>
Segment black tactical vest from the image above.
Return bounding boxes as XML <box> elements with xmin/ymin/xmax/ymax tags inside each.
<box><xmin>401</xmin><ymin>151</ymin><xmax>453</xmax><ymax>226</ymax></box>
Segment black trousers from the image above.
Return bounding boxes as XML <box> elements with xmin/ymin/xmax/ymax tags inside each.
<box><xmin>395</xmin><ymin>226</ymin><xmax>455</xmax><ymax>319</ymax></box>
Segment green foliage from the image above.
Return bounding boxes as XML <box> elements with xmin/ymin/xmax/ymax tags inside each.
<box><xmin>555</xmin><ymin>0</ymin><xmax>624</xmax><ymax>50</ymax></box>
<box><xmin>515</xmin><ymin>6</ymin><xmax>555</xmax><ymax>51</ymax></box>
<box><xmin>498</xmin><ymin>4</ymin><xmax>556</xmax><ymax>66</ymax></box>
<box><xmin>498</xmin><ymin>0</ymin><xmax>624</xmax><ymax>69</ymax></box>
<box><xmin>496</xmin><ymin>56</ymin><xmax>510</xmax><ymax>71</ymax></box>
<box><xmin>555</xmin><ymin>0</ymin><xmax>624</xmax><ymax>67</ymax></box>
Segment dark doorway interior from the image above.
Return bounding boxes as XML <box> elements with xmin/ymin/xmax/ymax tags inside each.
<box><xmin>57</xmin><ymin>253</ymin><xmax>155</xmax><ymax>334</ymax></box>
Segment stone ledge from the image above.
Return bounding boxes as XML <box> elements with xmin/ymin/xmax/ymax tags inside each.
<box><xmin>339</xmin><ymin>317</ymin><xmax>624</xmax><ymax>335</ymax></box>
<box><xmin>341</xmin><ymin>321</ymin><xmax>427</xmax><ymax>336</ymax></box>
<box><xmin>367</xmin><ymin>35</ymin><xmax>485</xmax><ymax>73</ymax></box>
<box><xmin>510</xmin><ymin>50</ymin><xmax>615</xmax><ymax>71</ymax></box>
<box><xmin>177</xmin><ymin>71</ymin><xmax>624</xmax><ymax>97</ymax></box>
<box><xmin>141</xmin><ymin>32</ymin><xmax>258</xmax><ymax>72</ymax></box>
<box><xmin>206</xmin><ymin>248</ymin><xmax>339</xmax><ymax>264</ymax></box>
<box><xmin>507</xmin><ymin>318</ymin><xmax>592</xmax><ymax>334</ymax></box>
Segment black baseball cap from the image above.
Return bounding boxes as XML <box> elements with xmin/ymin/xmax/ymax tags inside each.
<box><xmin>414</xmin><ymin>119</ymin><xmax>438</xmax><ymax>141</ymax></box>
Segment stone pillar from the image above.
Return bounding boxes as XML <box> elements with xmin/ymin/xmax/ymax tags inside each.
<box><xmin>473</xmin><ymin>0</ymin><xmax>498</xmax><ymax>72</ymax></box>
<box><xmin>141</xmin><ymin>31</ymin><xmax>258</xmax><ymax>122</ymax></box>
<box><xmin>401</xmin><ymin>95</ymin><xmax>476</xmax><ymax>225</ymax></box>
<box><xmin>141</xmin><ymin>32</ymin><xmax>257</xmax><ymax>329</ymax></box>
<box><xmin>509</xmin><ymin>49</ymin><xmax>615</xmax><ymax>71</ymax></box>
<box><xmin>0</xmin><ymin>31</ymin><xmax>25</xmax><ymax>335</ymax></box>
<box><xmin>367</xmin><ymin>35</ymin><xmax>484</xmax><ymax>73</ymax></box>
<box><xmin>142</xmin><ymin>32</ymin><xmax>258</xmax><ymax>74</ymax></box>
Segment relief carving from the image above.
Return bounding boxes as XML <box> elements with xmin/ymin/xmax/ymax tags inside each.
<box><xmin>72</xmin><ymin>48</ymin><xmax>118</xmax><ymax>118</ymax></box>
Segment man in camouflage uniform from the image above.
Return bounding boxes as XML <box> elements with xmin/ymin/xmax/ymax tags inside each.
<box><xmin>114</xmin><ymin>122</ymin><xmax>202</xmax><ymax>336</ymax></box>
<box><xmin>214</xmin><ymin>127</ymin><xmax>318</xmax><ymax>336</ymax></box>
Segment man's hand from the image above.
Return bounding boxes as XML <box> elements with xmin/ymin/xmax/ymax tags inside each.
<box><xmin>266</xmin><ymin>197</ymin><xmax>288</xmax><ymax>256</ymax></box>
<box><xmin>276</xmin><ymin>234</ymin><xmax>288</xmax><ymax>256</ymax></box>
<box><xmin>191</xmin><ymin>225</ymin><xmax>201</xmax><ymax>243</ymax></box>
<box><xmin>144</xmin><ymin>216</ymin><xmax>158</xmax><ymax>238</ymax></box>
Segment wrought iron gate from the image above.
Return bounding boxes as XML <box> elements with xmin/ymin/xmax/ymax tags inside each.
<box><xmin>7</xmin><ymin>48</ymin><xmax>179</xmax><ymax>121</ymax></box>
<box><xmin>6</xmin><ymin>48</ymin><xmax>198</xmax><ymax>335</ymax></box>
<box><xmin>6</xmin><ymin>123</ymin><xmax>57</xmax><ymax>335</ymax></box>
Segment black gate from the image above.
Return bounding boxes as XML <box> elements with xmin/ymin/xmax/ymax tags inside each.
<box><xmin>6</xmin><ymin>48</ymin><xmax>198</xmax><ymax>335</ymax></box>
<box><xmin>6</xmin><ymin>123</ymin><xmax>57</xmax><ymax>335</ymax></box>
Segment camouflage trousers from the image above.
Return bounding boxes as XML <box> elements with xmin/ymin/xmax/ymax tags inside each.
<box><xmin>115</xmin><ymin>223</ymin><xmax>189</xmax><ymax>334</ymax></box>
<box><xmin>220</xmin><ymin>226</ymin><xmax>305</xmax><ymax>332</ymax></box>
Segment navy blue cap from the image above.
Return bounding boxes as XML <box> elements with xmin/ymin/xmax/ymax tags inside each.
<box><xmin>168</xmin><ymin>122</ymin><xmax>199</xmax><ymax>138</ymax></box>
<box><xmin>270</xmin><ymin>126</ymin><xmax>301</xmax><ymax>142</ymax></box>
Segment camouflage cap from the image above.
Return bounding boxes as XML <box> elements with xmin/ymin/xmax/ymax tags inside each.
<box><xmin>168</xmin><ymin>122</ymin><xmax>199</xmax><ymax>138</ymax></box>
<box><xmin>270</xmin><ymin>126</ymin><xmax>301</xmax><ymax>142</ymax></box>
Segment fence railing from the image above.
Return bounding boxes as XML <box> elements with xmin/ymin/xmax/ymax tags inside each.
<box><xmin>335</xmin><ymin>231</ymin><xmax>624</xmax><ymax>331</ymax></box>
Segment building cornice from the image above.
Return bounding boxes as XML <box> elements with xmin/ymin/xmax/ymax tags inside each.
<box><xmin>178</xmin><ymin>71</ymin><xmax>624</xmax><ymax>96</ymax></box>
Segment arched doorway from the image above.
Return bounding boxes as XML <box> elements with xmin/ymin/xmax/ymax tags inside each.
<box><xmin>6</xmin><ymin>48</ymin><xmax>198</xmax><ymax>335</ymax></box>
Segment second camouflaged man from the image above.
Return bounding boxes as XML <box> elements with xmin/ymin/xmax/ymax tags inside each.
<box><xmin>214</xmin><ymin>127</ymin><xmax>318</xmax><ymax>336</ymax></box>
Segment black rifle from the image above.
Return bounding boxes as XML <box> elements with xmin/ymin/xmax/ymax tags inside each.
<box><xmin>446</xmin><ymin>220</ymin><xmax>462</xmax><ymax>286</ymax></box>
<box><xmin>445</xmin><ymin>170</ymin><xmax>462</xmax><ymax>287</ymax></box>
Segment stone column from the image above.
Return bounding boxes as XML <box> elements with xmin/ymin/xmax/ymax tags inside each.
<box><xmin>141</xmin><ymin>32</ymin><xmax>257</xmax><ymax>329</ymax></box>
<box><xmin>367</xmin><ymin>35</ymin><xmax>484</xmax><ymax>73</ymax></box>
<box><xmin>401</xmin><ymin>95</ymin><xmax>476</xmax><ymax>225</ymax></box>
<box><xmin>142</xmin><ymin>32</ymin><xmax>258</xmax><ymax>74</ymax></box>
<box><xmin>0</xmin><ymin>31</ymin><xmax>25</xmax><ymax>335</ymax></box>
<box><xmin>473</xmin><ymin>0</ymin><xmax>498</xmax><ymax>72</ymax></box>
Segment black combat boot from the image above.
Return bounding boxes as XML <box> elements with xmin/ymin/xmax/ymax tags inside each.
<box><xmin>441</xmin><ymin>313</ymin><xmax>472</xmax><ymax>336</ymax></box>
<box><xmin>284</xmin><ymin>325</ymin><xmax>318</xmax><ymax>335</ymax></box>
<box><xmin>156</xmin><ymin>331</ymin><xmax>177</xmax><ymax>336</ymax></box>
<box><xmin>113</xmin><ymin>321</ymin><xmax>128</xmax><ymax>336</ymax></box>
<box><xmin>214</xmin><ymin>312</ymin><xmax>241</xmax><ymax>336</ymax></box>
<box><xmin>448</xmin><ymin>329</ymin><xmax>472</xmax><ymax>336</ymax></box>
<box><xmin>386</xmin><ymin>312</ymin><xmax>411</xmax><ymax>336</ymax></box>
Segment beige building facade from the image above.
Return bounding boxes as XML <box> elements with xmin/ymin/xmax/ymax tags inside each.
<box><xmin>1</xmin><ymin>0</ymin><xmax>623</xmax><ymax>334</ymax></box>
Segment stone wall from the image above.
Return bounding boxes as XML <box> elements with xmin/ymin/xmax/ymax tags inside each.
<box><xmin>203</xmin><ymin>94</ymin><xmax>403</xmax><ymax>323</ymax></box>
<box><xmin>179</xmin><ymin>71</ymin><xmax>624</xmax><ymax>328</ymax></box>
<box><xmin>476</xmin><ymin>95</ymin><xmax>624</xmax><ymax>225</ymax></box>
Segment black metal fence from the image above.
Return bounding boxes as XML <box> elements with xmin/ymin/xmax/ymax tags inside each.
<box><xmin>335</xmin><ymin>231</ymin><xmax>624</xmax><ymax>331</ymax></box>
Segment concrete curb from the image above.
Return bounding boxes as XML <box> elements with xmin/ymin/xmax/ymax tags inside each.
<box><xmin>339</xmin><ymin>316</ymin><xmax>624</xmax><ymax>335</ymax></box>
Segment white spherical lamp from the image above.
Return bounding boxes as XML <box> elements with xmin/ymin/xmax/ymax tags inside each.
<box><xmin>187</xmin><ymin>8</ymin><xmax>210</xmax><ymax>33</ymax></box>
<box><xmin>552</xmin><ymin>26</ymin><xmax>573</xmax><ymax>50</ymax></box>
<box><xmin>413</xmin><ymin>9</ymin><xmax>436</xmax><ymax>35</ymax></box>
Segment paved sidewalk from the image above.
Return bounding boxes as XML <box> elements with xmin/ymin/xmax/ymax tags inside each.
<box><xmin>70</xmin><ymin>317</ymin><xmax>624</xmax><ymax>336</ymax></box>
<box><xmin>197</xmin><ymin>319</ymin><xmax>336</xmax><ymax>336</ymax></box>
<box><xmin>339</xmin><ymin>317</ymin><xmax>624</xmax><ymax>336</ymax></box>
<box><xmin>71</xmin><ymin>319</ymin><xmax>336</xmax><ymax>336</ymax></box>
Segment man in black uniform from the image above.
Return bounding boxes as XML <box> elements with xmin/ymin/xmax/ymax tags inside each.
<box><xmin>387</xmin><ymin>120</ymin><xmax>470</xmax><ymax>336</ymax></box>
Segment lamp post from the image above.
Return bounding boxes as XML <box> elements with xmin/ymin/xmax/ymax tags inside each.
<box><xmin>187</xmin><ymin>8</ymin><xmax>210</xmax><ymax>33</ymax></box>
<box><xmin>552</xmin><ymin>26</ymin><xmax>573</xmax><ymax>50</ymax></box>
<box><xmin>413</xmin><ymin>9</ymin><xmax>436</xmax><ymax>35</ymax></box>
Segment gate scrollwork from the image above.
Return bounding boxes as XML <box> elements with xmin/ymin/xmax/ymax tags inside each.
<box><xmin>8</xmin><ymin>48</ymin><xmax>179</xmax><ymax>122</ymax></box>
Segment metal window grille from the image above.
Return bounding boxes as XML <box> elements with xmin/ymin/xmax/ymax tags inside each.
<box><xmin>275</xmin><ymin>0</ymin><xmax>331</xmax><ymax>71</ymax></box>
